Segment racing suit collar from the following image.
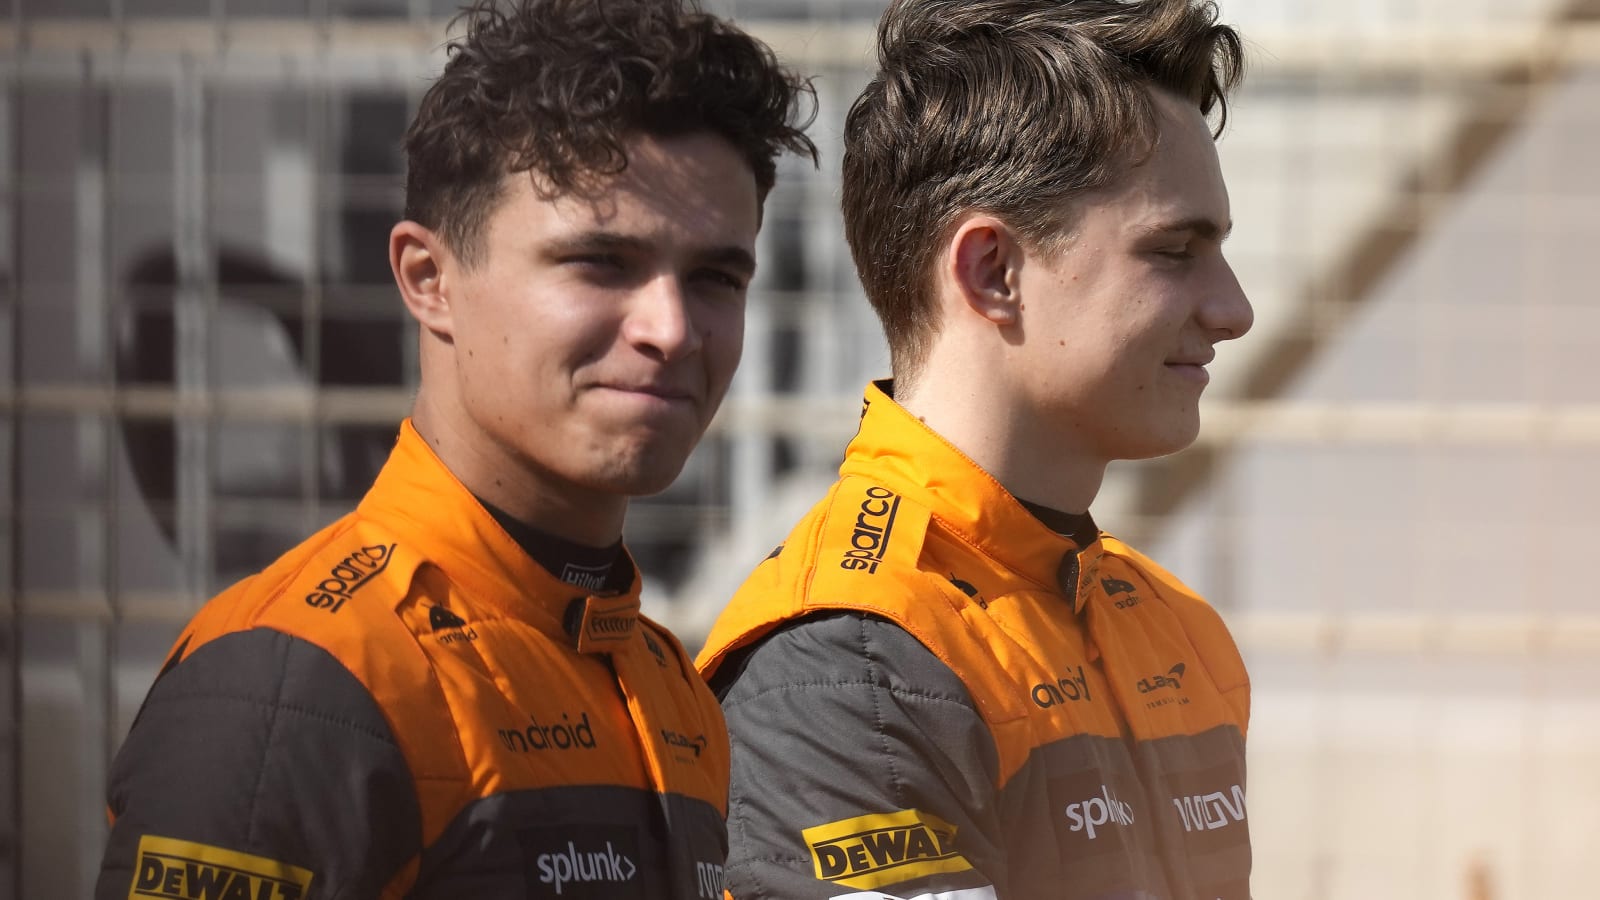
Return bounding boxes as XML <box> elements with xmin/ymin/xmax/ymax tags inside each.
<box><xmin>841</xmin><ymin>380</ymin><xmax>1104</xmax><ymax>614</ymax></box>
<box><xmin>357</xmin><ymin>418</ymin><xmax>643</xmax><ymax>651</ymax></box>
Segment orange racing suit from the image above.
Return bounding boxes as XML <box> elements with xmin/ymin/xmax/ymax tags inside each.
<box><xmin>98</xmin><ymin>419</ymin><xmax>730</xmax><ymax>900</ymax></box>
<box><xmin>697</xmin><ymin>382</ymin><xmax>1251</xmax><ymax>900</ymax></box>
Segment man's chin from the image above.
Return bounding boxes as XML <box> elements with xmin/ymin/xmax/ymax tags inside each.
<box><xmin>577</xmin><ymin>449</ymin><xmax>695</xmax><ymax>499</ymax></box>
<box><xmin>1115</xmin><ymin>421</ymin><xmax>1202</xmax><ymax>462</ymax></box>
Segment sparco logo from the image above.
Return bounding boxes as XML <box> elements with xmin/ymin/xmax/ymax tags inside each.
<box><xmin>535</xmin><ymin>842</ymin><xmax>636</xmax><ymax>895</ymax></box>
<box><xmin>839</xmin><ymin>486</ymin><xmax>900</xmax><ymax>574</ymax></box>
<box><xmin>1064</xmin><ymin>785</ymin><xmax>1135</xmax><ymax>839</ymax></box>
<box><xmin>1031</xmin><ymin>665</ymin><xmax>1092</xmax><ymax>707</ymax></box>
<box><xmin>1173</xmin><ymin>784</ymin><xmax>1247</xmax><ymax>833</ymax></box>
<box><xmin>304</xmin><ymin>543</ymin><xmax>396</xmax><ymax>613</ymax></box>
<box><xmin>1137</xmin><ymin>662</ymin><xmax>1185</xmax><ymax>694</ymax></box>
<box><xmin>498</xmin><ymin>712</ymin><xmax>596</xmax><ymax>752</ymax></box>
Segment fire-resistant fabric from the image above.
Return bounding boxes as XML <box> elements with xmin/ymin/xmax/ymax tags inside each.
<box><xmin>97</xmin><ymin>419</ymin><xmax>731</xmax><ymax>900</ymax></box>
<box><xmin>696</xmin><ymin>382</ymin><xmax>1251</xmax><ymax>900</ymax></box>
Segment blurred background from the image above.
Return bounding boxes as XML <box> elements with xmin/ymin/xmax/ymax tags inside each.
<box><xmin>3</xmin><ymin>0</ymin><xmax>1599</xmax><ymax>897</ymax></box>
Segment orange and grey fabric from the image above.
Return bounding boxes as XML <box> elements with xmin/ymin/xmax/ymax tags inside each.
<box><xmin>98</xmin><ymin>419</ymin><xmax>731</xmax><ymax>900</ymax></box>
<box><xmin>697</xmin><ymin>381</ymin><xmax>1251</xmax><ymax>900</ymax></box>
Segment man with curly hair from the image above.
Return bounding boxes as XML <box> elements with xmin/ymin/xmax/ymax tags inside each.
<box><xmin>96</xmin><ymin>1</ymin><xmax>814</xmax><ymax>898</ymax></box>
<box><xmin>697</xmin><ymin>0</ymin><xmax>1254</xmax><ymax>898</ymax></box>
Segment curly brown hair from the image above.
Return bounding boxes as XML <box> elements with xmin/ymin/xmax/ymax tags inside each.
<box><xmin>403</xmin><ymin>0</ymin><xmax>817</xmax><ymax>266</ymax></box>
<box><xmin>843</xmin><ymin>0</ymin><xmax>1245</xmax><ymax>381</ymax></box>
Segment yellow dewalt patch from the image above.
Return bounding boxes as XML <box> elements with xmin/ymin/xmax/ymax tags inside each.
<box><xmin>802</xmin><ymin>808</ymin><xmax>972</xmax><ymax>890</ymax></box>
<box><xmin>129</xmin><ymin>834</ymin><xmax>314</xmax><ymax>900</ymax></box>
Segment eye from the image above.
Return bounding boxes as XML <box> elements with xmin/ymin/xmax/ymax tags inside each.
<box><xmin>566</xmin><ymin>253</ymin><xmax>624</xmax><ymax>271</ymax></box>
<box><xmin>1153</xmin><ymin>246</ymin><xmax>1194</xmax><ymax>261</ymax></box>
<box><xmin>691</xmin><ymin>267</ymin><xmax>749</xmax><ymax>293</ymax></box>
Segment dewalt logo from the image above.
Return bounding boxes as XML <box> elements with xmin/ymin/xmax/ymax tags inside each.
<box><xmin>802</xmin><ymin>809</ymin><xmax>971</xmax><ymax>890</ymax></box>
<box><xmin>129</xmin><ymin>835</ymin><xmax>313</xmax><ymax>900</ymax></box>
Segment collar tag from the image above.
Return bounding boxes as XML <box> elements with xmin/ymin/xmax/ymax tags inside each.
<box><xmin>565</xmin><ymin>595</ymin><xmax>640</xmax><ymax>653</ymax></box>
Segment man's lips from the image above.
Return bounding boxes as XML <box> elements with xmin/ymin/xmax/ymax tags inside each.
<box><xmin>1164</xmin><ymin>354</ymin><xmax>1213</xmax><ymax>384</ymax></box>
<box><xmin>1165</xmin><ymin>350</ymin><xmax>1215</xmax><ymax>368</ymax></box>
<box><xmin>594</xmin><ymin>382</ymin><xmax>695</xmax><ymax>401</ymax></box>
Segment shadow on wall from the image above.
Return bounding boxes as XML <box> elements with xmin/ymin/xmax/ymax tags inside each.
<box><xmin>116</xmin><ymin>246</ymin><xmax>404</xmax><ymax>581</ymax></box>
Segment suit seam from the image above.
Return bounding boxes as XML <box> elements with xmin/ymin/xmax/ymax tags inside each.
<box><xmin>140</xmin><ymin>692</ymin><xmax>402</xmax><ymax>747</ymax></box>
<box><xmin>245</xmin><ymin>644</ymin><xmax>292</xmax><ymax>849</ymax></box>
<box><xmin>722</xmin><ymin>678</ymin><xmax>980</xmax><ymax>715</ymax></box>
<box><xmin>861</xmin><ymin>616</ymin><xmax>907</xmax><ymax>807</ymax></box>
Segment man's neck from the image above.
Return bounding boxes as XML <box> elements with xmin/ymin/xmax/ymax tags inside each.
<box><xmin>895</xmin><ymin>371</ymin><xmax>1107</xmax><ymax>515</ymax></box>
<box><xmin>409</xmin><ymin>392</ymin><xmax>628</xmax><ymax>547</ymax></box>
<box><xmin>478</xmin><ymin>499</ymin><xmax>633</xmax><ymax>595</ymax></box>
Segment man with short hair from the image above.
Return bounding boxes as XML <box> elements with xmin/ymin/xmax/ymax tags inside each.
<box><xmin>97</xmin><ymin>1</ymin><xmax>813</xmax><ymax>897</ymax></box>
<box><xmin>697</xmin><ymin>1</ymin><xmax>1254</xmax><ymax>897</ymax></box>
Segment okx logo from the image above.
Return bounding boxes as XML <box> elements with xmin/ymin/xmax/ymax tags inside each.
<box><xmin>802</xmin><ymin>809</ymin><xmax>972</xmax><ymax>890</ymax></box>
<box><xmin>129</xmin><ymin>834</ymin><xmax>313</xmax><ymax>900</ymax></box>
<box><xmin>1030</xmin><ymin>665</ymin><xmax>1093</xmax><ymax>707</ymax></box>
<box><xmin>524</xmin><ymin>827</ymin><xmax>640</xmax><ymax>898</ymax></box>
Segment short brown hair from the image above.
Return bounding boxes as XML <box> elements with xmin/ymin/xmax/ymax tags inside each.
<box><xmin>842</xmin><ymin>0</ymin><xmax>1244</xmax><ymax>379</ymax></box>
<box><xmin>404</xmin><ymin>0</ymin><xmax>817</xmax><ymax>266</ymax></box>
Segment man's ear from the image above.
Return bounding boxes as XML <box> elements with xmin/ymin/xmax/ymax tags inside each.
<box><xmin>946</xmin><ymin>215</ymin><xmax>1024</xmax><ymax>326</ymax></box>
<box><xmin>390</xmin><ymin>220</ymin><xmax>455</xmax><ymax>337</ymax></box>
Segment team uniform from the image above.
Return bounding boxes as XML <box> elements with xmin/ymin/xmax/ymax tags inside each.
<box><xmin>98</xmin><ymin>420</ymin><xmax>730</xmax><ymax>900</ymax></box>
<box><xmin>697</xmin><ymin>382</ymin><xmax>1251</xmax><ymax>900</ymax></box>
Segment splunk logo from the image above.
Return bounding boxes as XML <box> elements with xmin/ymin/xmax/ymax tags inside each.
<box><xmin>497</xmin><ymin>712</ymin><xmax>597</xmax><ymax>752</ymax></box>
<box><xmin>1172</xmin><ymin>784</ymin><xmax>1247</xmax><ymax>833</ymax></box>
<box><xmin>802</xmin><ymin>809</ymin><xmax>972</xmax><ymax>890</ymax></box>
<box><xmin>523</xmin><ymin>826</ymin><xmax>641</xmax><ymax>899</ymax></box>
<box><xmin>303</xmin><ymin>543</ymin><xmax>397</xmax><ymax>613</ymax></box>
<box><xmin>1031</xmin><ymin>665</ymin><xmax>1093</xmax><ymax>707</ymax></box>
<box><xmin>839</xmin><ymin>486</ymin><xmax>901</xmax><ymax>574</ymax></box>
<box><xmin>1064</xmin><ymin>785</ymin><xmax>1136</xmax><ymax>840</ymax></box>
<box><xmin>129</xmin><ymin>835</ymin><xmax>313</xmax><ymax>900</ymax></box>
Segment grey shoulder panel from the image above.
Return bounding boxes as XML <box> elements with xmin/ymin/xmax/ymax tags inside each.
<box><xmin>716</xmin><ymin>610</ymin><xmax>975</xmax><ymax>708</ymax></box>
<box><xmin>718</xmin><ymin>612</ymin><xmax>1004</xmax><ymax>899</ymax></box>
<box><xmin>97</xmin><ymin>628</ymin><xmax>421</xmax><ymax>900</ymax></box>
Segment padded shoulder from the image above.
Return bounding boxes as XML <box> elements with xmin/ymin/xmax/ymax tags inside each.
<box><xmin>164</xmin><ymin>514</ymin><xmax>473</xmax><ymax>848</ymax></box>
<box><xmin>100</xmin><ymin>628</ymin><xmax>421</xmax><ymax>900</ymax></box>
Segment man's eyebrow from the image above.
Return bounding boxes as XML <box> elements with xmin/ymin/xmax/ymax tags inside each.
<box><xmin>698</xmin><ymin>246</ymin><xmax>758</xmax><ymax>277</ymax></box>
<box><xmin>543</xmin><ymin>232</ymin><xmax>757</xmax><ymax>275</ymax></box>
<box><xmin>543</xmin><ymin>232</ymin><xmax>650</xmax><ymax>256</ymax></box>
<box><xmin>1139</xmin><ymin>217</ymin><xmax>1233</xmax><ymax>242</ymax></box>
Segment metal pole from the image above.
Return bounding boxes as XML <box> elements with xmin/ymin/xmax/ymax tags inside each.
<box><xmin>4</xmin><ymin>0</ymin><xmax>23</xmax><ymax>895</ymax></box>
<box><xmin>172</xmin><ymin>57</ymin><xmax>212</xmax><ymax>601</ymax></box>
